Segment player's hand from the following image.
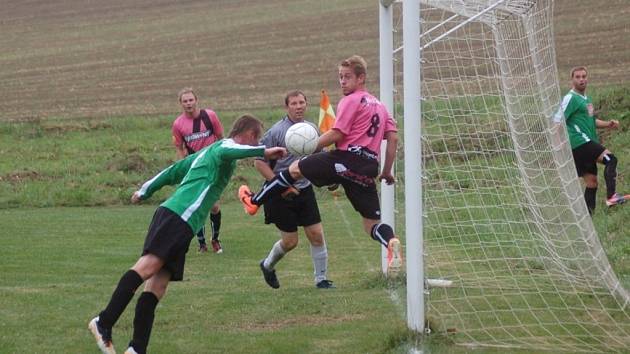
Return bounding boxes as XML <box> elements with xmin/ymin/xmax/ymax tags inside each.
<box><xmin>608</xmin><ymin>120</ymin><xmax>620</xmax><ymax>129</ymax></box>
<box><xmin>379</xmin><ymin>172</ymin><xmax>395</xmax><ymax>185</ymax></box>
<box><xmin>131</xmin><ymin>191</ymin><xmax>142</xmax><ymax>204</ymax></box>
<box><xmin>281</xmin><ymin>186</ymin><xmax>300</xmax><ymax>200</ymax></box>
<box><xmin>264</xmin><ymin>147</ymin><xmax>287</xmax><ymax>160</ymax></box>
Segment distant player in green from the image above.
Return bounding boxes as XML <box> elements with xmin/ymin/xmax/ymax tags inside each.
<box><xmin>553</xmin><ymin>66</ymin><xmax>626</xmax><ymax>214</ymax></box>
<box><xmin>88</xmin><ymin>115</ymin><xmax>286</xmax><ymax>354</ymax></box>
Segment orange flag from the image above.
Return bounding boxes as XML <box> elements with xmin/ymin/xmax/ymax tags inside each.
<box><xmin>318</xmin><ymin>90</ymin><xmax>336</xmax><ymax>134</ymax></box>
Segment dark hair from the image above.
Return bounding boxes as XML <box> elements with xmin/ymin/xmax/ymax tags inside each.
<box><xmin>570</xmin><ymin>66</ymin><xmax>588</xmax><ymax>79</ymax></box>
<box><xmin>284</xmin><ymin>90</ymin><xmax>307</xmax><ymax>106</ymax></box>
<box><xmin>228</xmin><ymin>114</ymin><xmax>263</xmax><ymax>139</ymax></box>
<box><xmin>340</xmin><ymin>55</ymin><xmax>368</xmax><ymax>78</ymax></box>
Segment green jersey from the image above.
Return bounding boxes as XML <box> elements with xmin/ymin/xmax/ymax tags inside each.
<box><xmin>553</xmin><ymin>89</ymin><xmax>597</xmax><ymax>149</ymax></box>
<box><xmin>137</xmin><ymin>139</ymin><xmax>265</xmax><ymax>233</ymax></box>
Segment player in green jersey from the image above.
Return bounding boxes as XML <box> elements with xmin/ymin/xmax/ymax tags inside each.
<box><xmin>553</xmin><ymin>66</ymin><xmax>626</xmax><ymax>214</ymax></box>
<box><xmin>88</xmin><ymin>115</ymin><xmax>286</xmax><ymax>354</ymax></box>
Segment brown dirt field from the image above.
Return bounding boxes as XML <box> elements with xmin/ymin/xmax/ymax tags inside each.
<box><xmin>0</xmin><ymin>0</ymin><xmax>628</xmax><ymax>121</ymax></box>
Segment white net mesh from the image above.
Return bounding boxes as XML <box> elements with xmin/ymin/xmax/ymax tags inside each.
<box><xmin>390</xmin><ymin>0</ymin><xmax>630</xmax><ymax>351</ymax></box>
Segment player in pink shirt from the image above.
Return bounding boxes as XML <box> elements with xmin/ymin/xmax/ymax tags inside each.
<box><xmin>172</xmin><ymin>88</ymin><xmax>225</xmax><ymax>253</ymax></box>
<box><xmin>240</xmin><ymin>55</ymin><xmax>403</xmax><ymax>276</ymax></box>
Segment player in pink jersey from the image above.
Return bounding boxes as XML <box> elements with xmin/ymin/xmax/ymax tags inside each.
<box><xmin>172</xmin><ymin>88</ymin><xmax>225</xmax><ymax>253</ymax></box>
<box><xmin>239</xmin><ymin>55</ymin><xmax>403</xmax><ymax>276</ymax></box>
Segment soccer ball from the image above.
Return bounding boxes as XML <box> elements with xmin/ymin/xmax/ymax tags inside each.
<box><xmin>284</xmin><ymin>122</ymin><xmax>319</xmax><ymax>156</ymax></box>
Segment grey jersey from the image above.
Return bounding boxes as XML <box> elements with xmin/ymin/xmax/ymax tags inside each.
<box><xmin>257</xmin><ymin>116</ymin><xmax>318</xmax><ymax>190</ymax></box>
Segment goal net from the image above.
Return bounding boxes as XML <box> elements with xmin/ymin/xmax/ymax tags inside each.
<box><xmin>385</xmin><ymin>0</ymin><xmax>630</xmax><ymax>352</ymax></box>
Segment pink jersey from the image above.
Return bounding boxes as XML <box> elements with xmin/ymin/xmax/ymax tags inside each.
<box><xmin>172</xmin><ymin>109</ymin><xmax>224</xmax><ymax>153</ymax></box>
<box><xmin>333</xmin><ymin>90</ymin><xmax>397</xmax><ymax>159</ymax></box>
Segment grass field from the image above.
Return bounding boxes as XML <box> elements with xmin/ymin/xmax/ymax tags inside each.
<box><xmin>0</xmin><ymin>201</ymin><xmax>416</xmax><ymax>354</ymax></box>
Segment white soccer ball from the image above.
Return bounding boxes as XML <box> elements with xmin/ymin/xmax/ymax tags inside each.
<box><xmin>284</xmin><ymin>122</ymin><xmax>319</xmax><ymax>156</ymax></box>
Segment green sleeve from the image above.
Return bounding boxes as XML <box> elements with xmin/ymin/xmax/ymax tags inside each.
<box><xmin>218</xmin><ymin>140</ymin><xmax>265</xmax><ymax>161</ymax></box>
<box><xmin>136</xmin><ymin>153</ymin><xmax>195</xmax><ymax>199</ymax></box>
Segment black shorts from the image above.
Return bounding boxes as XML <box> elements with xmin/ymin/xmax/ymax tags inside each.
<box><xmin>142</xmin><ymin>207</ymin><xmax>194</xmax><ymax>281</ymax></box>
<box><xmin>298</xmin><ymin>150</ymin><xmax>381</xmax><ymax>219</ymax></box>
<box><xmin>572</xmin><ymin>141</ymin><xmax>606</xmax><ymax>177</ymax></box>
<box><xmin>263</xmin><ymin>185</ymin><xmax>321</xmax><ymax>233</ymax></box>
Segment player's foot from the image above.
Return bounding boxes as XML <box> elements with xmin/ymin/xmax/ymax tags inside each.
<box><xmin>606</xmin><ymin>193</ymin><xmax>629</xmax><ymax>207</ymax></box>
<box><xmin>211</xmin><ymin>239</ymin><xmax>223</xmax><ymax>254</ymax></box>
<box><xmin>238</xmin><ymin>185</ymin><xmax>259</xmax><ymax>215</ymax></box>
<box><xmin>387</xmin><ymin>237</ymin><xmax>404</xmax><ymax>277</ymax></box>
<box><xmin>316</xmin><ymin>279</ymin><xmax>336</xmax><ymax>289</ymax></box>
<box><xmin>259</xmin><ymin>260</ymin><xmax>280</xmax><ymax>289</ymax></box>
<box><xmin>124</xmin><ymin>346</ymin><xmax>139</xmax><ymax>354</ymax></box>
<box><xmin>88</xmin><ymin>316</ymin><xmax>115</xmax><ymax>354</ymax></box>
<box><xmin>198</xmin><ymin>243</ymin><xmax>208</xmax><ymax>253</ymax></box>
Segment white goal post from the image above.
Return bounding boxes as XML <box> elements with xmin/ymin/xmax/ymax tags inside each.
<box><xmin>379</xmin><ymin>0</ymin><xmax>630</xmax><ymax>352</ymax></box>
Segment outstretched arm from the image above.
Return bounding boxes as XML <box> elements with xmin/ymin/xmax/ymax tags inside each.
<box><xmin>132</xmin><ymin>154</ymin><xmax>195</xmax><ymax>202</ymax></box>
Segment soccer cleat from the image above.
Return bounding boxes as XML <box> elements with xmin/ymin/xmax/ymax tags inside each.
<box><xmin>316</xmin><ymin>279</ymin><xmax>336</xmax><ymax>289</ymax></box>
<box><xmin>124</xmin><ymin>347</ymin><xmax>138</xmax><ymax>354</ymax></box>
<box><xmin>238</xmin><ymin>185</ymin><xmax>259</xmax><ymax>215</ymax></box>
<box><xmin>198</xmin><ymin>243</ymin><xmax>208</xmax><ymax>253</ymax></box>
<box><xmin>606</xmin><ymin>193</ymin><xmax>629</xmax><ymax>207</ymax></box>
<box><xmin>259</xmin><ymin>260</ymin><xmax>280</xmax><ymax>289</ymax></box>
<box><xmin>387</xmin><ymin>237</ymin><xmax>404</xmax><ymax>276</ymax></box>
<box><xmin>211</xmin><ymin>239</ymin><xmax>223</xmax><ymax>254</ymax></box>
<box><xmin>88</xmin><ymin>316</ymin><xmax>116</xmax><ymax>354</ymax></box>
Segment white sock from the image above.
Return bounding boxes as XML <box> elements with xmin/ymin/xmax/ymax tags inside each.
<box><xmin>264</xmin><ymin>240</ymin><xmax>286</xmax><ymax>269</ymax></box>
<box><xmin>311</xmin><ymin>243</ymin><xmax>328</xmax><ymax>283</ymax></box>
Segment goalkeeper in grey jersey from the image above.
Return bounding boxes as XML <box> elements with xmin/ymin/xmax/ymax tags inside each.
<box><xmin>88</xmin><ymin>115</ymin><xmax>286</xmax><ymax>354</ymax></box>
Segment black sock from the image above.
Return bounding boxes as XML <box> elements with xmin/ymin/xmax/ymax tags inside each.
<box><xmin>98</xmin><ymin>270</ymin><xmax>144</xmax><ymax>329</ymax></box>
<box><xmin>251</xmin><ymin>170</ymin><xmax>296</xmax><ymax>205</ymax></box>
<box><xmin>584</xmin><ymin>187</ymin><xmax>597</xmax><ymax>216</ymax></box>
<box><xmin>370</xmin><ymin>223</ymin><xmax>395</xmax><ymax>248</ymax></box>
<box><xmin>210</xmin><ymin>211</ymin><xmax>221</xmax><ymax>241</ymax></box>
<box><xmin>197</xmin><ymin>226</ymin><xmax>206</xmax><ymax>245</ymax></box>
<box><xmin>603</xmin><ymin>154</ymin><xmax>618</xmax><ymax>199</ymax></box>
<box><xmin>129</xmin><ymin>291</ymin><xmax>159</xmax><ymax>354</ymax></box>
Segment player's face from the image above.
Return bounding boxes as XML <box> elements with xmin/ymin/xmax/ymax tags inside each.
<box><xmin>286</xmin><ymin>94</ymin><xmax>307</xmax><ymax>121</ymax></box>
<box><xmin>180</xmin><ymin>93</ymin><xmax>198</xmax><ymax>115</ymax></box>
<box><xmin>339</xmin><ymin>66</ymin><xmax>364</xmax><ymax>96</ymax></box>
<box><xmin>571</xmin><ymin>70</ymin><xmax>588</xmax><ymax>93</ymax></box>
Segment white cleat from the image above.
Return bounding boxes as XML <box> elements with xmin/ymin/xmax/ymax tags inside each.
<box><xmin>88</xmin><ymin>316</ymin><xmax>116</xmax><ymax>354</ymax></box>
<box><xmin>387</xmin><ymin>237</ymin><xmax>404</xmax><ymax>277</ymax></box>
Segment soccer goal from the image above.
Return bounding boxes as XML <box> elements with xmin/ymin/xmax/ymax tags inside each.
<box><xmin>379</xmin><ymin>0</ymin><xmax>630</xmax><ymax>352</ymax></box>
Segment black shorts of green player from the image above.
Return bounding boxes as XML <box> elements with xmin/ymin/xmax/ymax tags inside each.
<box><xmin>142</xmin><ymin>207</ymin><xmax>194</xmax><ymax>281</ymax></box>
<box><xmin>572</xmin><ymin>141</ymin><xmax>606</xmax><ymax>177</ymax></box>
<box><xmin>298</xmin><ymin>149</ymin><xmax>380</xmax><ymax>220</ymax></box>
<box><xmin>263</xmin><ymin>185</ymin><xmax>321</xmax><ymax>233</ymax></box>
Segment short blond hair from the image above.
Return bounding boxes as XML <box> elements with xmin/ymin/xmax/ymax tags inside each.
<box><xmin>178</xmin><ymin>87</ymin><xmax>197</xmax><ymax>102</ymax></box>
<box><xmin>570</xmin><ymin>66</ymin><xmax>588</xmax><ymax>79</ymax></box>
<box><xmin>340</xmin><ymin>55</ymin><xmax>367</xmax><ymax>78</ymax></box>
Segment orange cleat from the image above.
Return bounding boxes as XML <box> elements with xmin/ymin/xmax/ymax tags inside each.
<box><xmin>387</xmin><ymin>237</ymin><xmax>404</xmax><ymax>277</ymax></box>
<box><xmin>238</xmin><ymin>185</ymin><xmax>259</xmax><ymax>215</ymax></box>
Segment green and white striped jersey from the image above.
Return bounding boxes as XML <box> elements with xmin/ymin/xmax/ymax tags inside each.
<box><xmin>137</xmin><ymin>138</ymin><xmax>265</xmax><ymax>233</ymax></box>
<box><xmin>553</xmin><ymin>89</ymin><xmax>598</xmax><ymax>149</ymax></box>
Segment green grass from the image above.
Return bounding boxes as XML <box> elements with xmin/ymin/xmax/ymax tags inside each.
<box><xmin>0</xmin><ymin>202</ymin><xmax>412</xmax><ymax>354</ymax></box>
